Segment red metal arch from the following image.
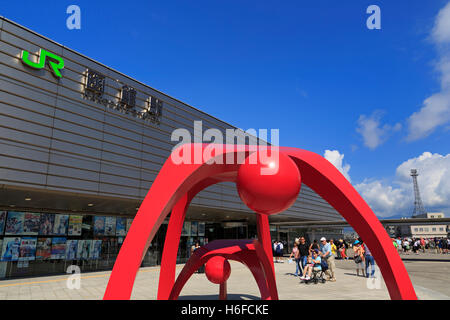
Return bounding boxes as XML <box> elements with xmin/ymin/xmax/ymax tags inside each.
<box><xmin>168</xmin><ymin>239</ymin><xmax>275</xmax><ymax>300</ymax></box>
<box><xmin>103</xmin><ymin>144</ymin><xmax>417</xmax><ymax>300</ymax></box>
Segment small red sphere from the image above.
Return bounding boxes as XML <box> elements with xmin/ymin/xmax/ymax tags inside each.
<box><xmin>205</xmin><ymin>256</ymin><xmax>231</xmax><ymax>284</ymax></box>
<box><xmin>236</xmin><ymin>151</ymin><xmax>301</xmax><ymax>215</ymax></box>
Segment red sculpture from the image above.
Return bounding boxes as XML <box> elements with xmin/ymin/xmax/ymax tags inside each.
<box><xmin>205</xmin><ymin>256</ymin><xmax>231</xmax><ymax>285</ymax></box>
<box><xmin>170</xmin><ymin>239</ymin><xmax>276</xmax><ymax>300</ymax></box>
<box><xmin>103</xmin><ymin>144</ymin><xmax>417</xmax><ymax>300</ymax></box>
<box><xmin>237</xmin><ymin>151</ymin><xmax>302</xmax><ymax>214</ymax></box>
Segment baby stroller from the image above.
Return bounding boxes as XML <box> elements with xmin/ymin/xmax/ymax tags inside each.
<box><xmin>302</xmin><ymin>259</ymin><xmax>328</xmax><ymax>284</ymax></box>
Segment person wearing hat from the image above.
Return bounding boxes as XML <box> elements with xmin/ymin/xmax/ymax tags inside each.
<box><xmin>353</xmin><ymin>240</ymin><xmax>366</xmax><ymax>277</ymax></box>
<box><xmin>320</xmin><ymin>237</ymin><xmax>336</xmax><ymax>282</ymax></box>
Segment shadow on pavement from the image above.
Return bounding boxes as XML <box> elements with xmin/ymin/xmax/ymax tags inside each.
<box><xmin>179</xmin><ymin>293</ymin><xmax>260</xmax><ymax>300</ymax></box>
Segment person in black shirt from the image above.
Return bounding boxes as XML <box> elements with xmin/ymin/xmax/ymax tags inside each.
<box><xmin>298</xmin><ymin>237</ymin><xmax>310</xmax><ymax>276</ymax></box>
<box><xmin>310</xmin><ymin>239</ymin><xmax>320</xmax><ymax>252</ymax></box>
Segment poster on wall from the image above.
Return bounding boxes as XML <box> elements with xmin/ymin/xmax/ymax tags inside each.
<box><xmin>50</xmin><ymin>237</ymin><xmax>66</xmax><ymax>259</ymax></box>
<box><xmin>105</xmin><ymin>217</ymin><xmax>116</xmax><ymax>236</ymax></box>
<box><xmin>93</xmin><ymin>216</ymin><xmax>105</xmax><ymax>235</ymax></box>
<box><xmin>36</xmin><ymin>238</ymin><xmax>52</xmax><ymax>260</ymax></box>
<box><xmin>53</xmin><ymin>215</ymin><xmax>69</xmax><ymax>235</ymax></box>
<box><xmin>181</xmin><ymin>221</ymin><xmax>191</xmax><ymax>236</ymax></box>
<box><xmin>0</xmin><ymin>211</ymin><xmax>6</xmax><ymax>234</ymax></box>
<box><xmin>90</xmin><ymin>240</ymin><xmax>102</xmax><ymax>260</ymax></box>
<box><xmin>116</xmin><ymin>217</ymin><xmax>126</xmax><ymax>236</ymax></box>
<box><xmin>77</xmin><ymin>240</ymin><xmax>92</xmax><ymax>260</ymax></box>
<box><xmin>1</xmin><ymin>237</ymin><xmax>21</xmax><ymax>261</ymax></box>
<box><xmin>65</xmin><ymin>240</ymin><xmax>78</xmax><ymax>260</ymax></box>
<box><xmin>198</xmin><ymin>222</ymin><xmax>205</xmax><ymax>237</ymax></box>
<box><xmin>191</xmin><ymin>221</ymin><xmax>198</xmax><ymax>236</ymax></box>
<box><xmin>23</xmin><ymin>213</ymin><xmax>40</xmax><ymax>235</ymax></box>
<box><xmin>5</xmin><ymin>212</ymin><xmax>25</xmax><ymax>235</ymax></box>
<box><xmin>126</xmin><ymin>218</ymin><xmax>133</xmax><ymax>234</ymax></box>
<box><xmin>68</xmin><ymin>215</ymin><xmax>83</xmax><ymax>236</ymax></box>
<box><xmin>19</xmin><ymin>237</ymin><xmax>37</xmax><ymax>261</ymax></box>
<box><xmin>39</xmin><ymin>214</ymin><xmax>55</xmax><ymax>235</ymax></box>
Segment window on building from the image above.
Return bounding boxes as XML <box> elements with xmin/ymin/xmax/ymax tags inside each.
<box><xmin>439</xmin><ymin>227</ymin><xmax>444</xmax><ymax>231</ymax></box>
<box><xmin>414</xmin><ymin>228</ymin><xmax>418</xmax><ymax>232</ymax></box>
<box><xmin>432</xmin><ymin>228</ymin><xmax>436</xmax><ymax>231</ymax></box>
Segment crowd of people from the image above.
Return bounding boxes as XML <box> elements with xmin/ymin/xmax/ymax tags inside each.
<box><xmin>278</xmin><ymin>237</ymin><xmax>337</xmax><ymax>282</ymax></box>
<box><xmin>392</xmin><ymin>236</ymin><xmax>450</xmax><ymax>255</ymax></box>
<box><xmin>279</xmin><ymin>236</ymin><xmax>378</xmax><ymax>281</ymax></box>
<box><xmin>280</xmin><ymin>235</ymin><xmax>450</xmax><ymax>282</ymax></box>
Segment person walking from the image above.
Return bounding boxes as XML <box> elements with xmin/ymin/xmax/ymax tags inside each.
<box><xmin>396</xmin><ymin>237</ymin><xmax>402</xmax><ymax>254</ymax></box>
<box><xmin>298</xmin><ymin>237</ymin><xmax>310</xmax><ymax>276</ymax></box>
<box><xmin>330</xmin><ymin>239</ymin><xmax>337</xmax><ymax>258</ymax></box>
<box><xmin>320</xmin><ymin>237</ymin><xmax>336</xmax><ymax>282</ymax></box>
<box><xmin>413</xmin><ymin>239</ymin><xmax>420</xmax><ymax>255</ymax></box>
<box><xmin>364</xmin><ymin>242</ymin><xmax>375</xmax><ymax>278</ymax></box>
<box><xmin>275</xmin><ymin>241</ymin><xmax>284</xmax><ymax>263</ymax></box>
<box><xmin>353</xmin><ymin>240</ymin><xmax>365</xmax><ymax>277</ymax></box>
<box><xmin>338</xmin><ymin>239</ymin><xmax>348</xmax><ymax>260</ymax></box>
<box><xmin>402</xmin><ymin>238</ymin><xmax>410</xmax><ymax>254</ymax></box>
<box><xmin>289</xmin><ymin>242</ymin><xmax>301</xmax><ymax>276</ymax></box>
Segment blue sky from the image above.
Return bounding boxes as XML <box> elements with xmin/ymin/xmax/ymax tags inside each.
<box><xmin>1</xmin><ymin>1</ymin><xmax>449</xmax><ymax>217</ymax></box>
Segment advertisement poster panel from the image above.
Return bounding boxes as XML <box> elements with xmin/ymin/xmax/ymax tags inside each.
<box><xmin>5</xmin><ymin>212</ymin><xmax>24</xmax><ymax>235</ymax></box>
<box><xmin>77</xmin><ymin>240</ymin><xmax>92</xmax><ymax>260</ymax></box>
<box><xmin>105</xmin><ymin>217</ymin><xmax>116</xmax><ymax>236</ymax></box>
<box><xmin>36</xmin><ymin>238</ymin><xmax>52</xmax><ymax>260</ymax></box>
<box><xmin>198</xmin><ymin>222</ymin><xmax>205</xmax><ymax>237</ymax></box>
<box><xmin>116</xmin><ymin>217</ymin><xmax>126</xmax><ymax>236</ymax></box>
<box><xmin>65</xmin><ymin>240</ymin><xmax>78</xmax><ymax>260</ymax></box>
<box><xmin>68</xmin><ymin>215</ymin><xmax>82</xmax><ymax>236</ymax></box>
<box><xmin>19</xmin><ymin>237</ymin><xmax>37</xmax><ymax>261</ymax></box>
<box><xmin>93</xmin><ymin>216</ymin><xmax>105</xmax><ymax>235</ymax></box>
<box><xmin>39</xmin><ymin>214</ymin><xmax>54</xmax><ymax>235</ymax></box>
<box><xmin>51</xmin><ymin>237</ymin><xmax>66</xmax><ymax>259</ymax></box>
<box><xmin>181</xmin><ymin>221</ymin><xmax>191</xmax><ymax>236</ymax></box>
<box><xmin>23</xmin><ymin>213</ymin><xmax>40</xmax><ymax>235</ymax></box>
<box><xmin>90</xmin><ymin>240</ymin><xmax>102</xmax><ymax>260</ymax></box>
<box><xmin>53</xmin><ymin>215</ymin><xmax>69</xmax><ymax>235</ymax></box>
<box><xmin>1</xmin><ymin>237</ymin><xmax>21</xmax><ymax>261</ymax></box>
<box><xmin>191</xmin><ymin>221</ymin><xmax>198</xmax><ymax>236</ymax></box>
<box><xmin>126</xmin><ymin>218</ymin><xmax>133</xmax><ymax>234</ymax></box>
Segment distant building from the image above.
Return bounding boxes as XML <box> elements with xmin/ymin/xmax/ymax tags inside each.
<box><xmin>397</xmin><ymin>212</ymin><xmax>448</xmax><ymax>238</ymax></box>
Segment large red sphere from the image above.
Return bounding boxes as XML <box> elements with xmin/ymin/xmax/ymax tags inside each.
<box><xmin>205</xmin><ymin>256</ymin><xmax>231</xmax><ymax>284</ymax></box>
<box><xmin>236</xmin><ymin>151</ymin><xmax>301</xmax><ymax>215</ymax></box>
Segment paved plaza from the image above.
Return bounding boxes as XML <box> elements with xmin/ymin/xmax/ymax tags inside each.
<box><xmin>0</xmin><ymin>254</ymin><xmax>448</xmax><ymax>300</ymax></box>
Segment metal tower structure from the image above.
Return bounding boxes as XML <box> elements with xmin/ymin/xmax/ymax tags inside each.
<box><xmin>410</xmin><ymin>169</ymin><xmax>427</xmax><ymax>217</ymax></box>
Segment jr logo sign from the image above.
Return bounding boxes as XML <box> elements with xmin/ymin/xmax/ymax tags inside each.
<box><xmin>21</xmin><ymin>49</ymin><xmax>65</xmax><ymax>78</ymax></box>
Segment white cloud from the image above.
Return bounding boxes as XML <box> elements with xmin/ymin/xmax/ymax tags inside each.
<box><xmin>407</xmin><ymin>91</ymin><xmax>450</xmax><ymax>140</ymax></box>
<box><xmin>407</xmin><ymin>2</ymin><xmax>450</xmax><ymax>140</ymax></box>
<box><xmin>324</xmin><ymin>150</ymin><xmax>351</xmax><ymax>182</ymax></box>
<box><xmin>356</xmin><ymin>111</ymin><xmax>401</xmax><ymax>149</ymax></box>
<box><xmin>355</xmin><ymin>152</ymin><xmax>450</xmax><ymax>217</ymax></box>
<box><xmin>395</xmin><ymin>152</ymin><xmax>450</xmax><ymax>208</ymax></box>
<box><xmin>432</xmin><ymin>1</ymin><xmax>450</xmax><ymax>44</ymax></box>
<box><xmin>355</xmin><ymin>180</ymin><xmax>408</xmax><ymax>217</ymax></box>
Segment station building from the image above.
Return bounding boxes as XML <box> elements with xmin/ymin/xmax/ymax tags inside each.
<box><xmin>0</xmin><ymin>17</ymin><xmax>342</xmax><ymax>279</ymax></box>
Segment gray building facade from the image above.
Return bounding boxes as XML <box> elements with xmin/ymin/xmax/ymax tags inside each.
<box><xmin>0</xmin><ymin>17</ymin><xmax>341</xmax><ymax>279</ymax></box>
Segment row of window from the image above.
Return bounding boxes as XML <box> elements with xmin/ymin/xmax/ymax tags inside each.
<box><xmin>413</xmin><ymin>227</ymin><xmax>446</xmax><ymax>232</ymax></box>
